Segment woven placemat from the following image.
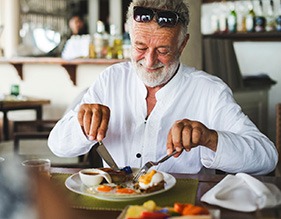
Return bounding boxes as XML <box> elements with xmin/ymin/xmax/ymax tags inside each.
<box><xmin>51</xmin><ymin>173</ymin><xmax>198</xmax><ymax>211</ymax></box>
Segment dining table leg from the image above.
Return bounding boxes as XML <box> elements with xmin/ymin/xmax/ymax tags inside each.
<box><xmin>2</xmin><ymin>110</ymin><xmax>9</xmax><ymax>141</ymax></box>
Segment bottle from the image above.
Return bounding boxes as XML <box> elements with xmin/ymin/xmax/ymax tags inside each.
<box><xmin>237</xmin><ymin>3</ymin><xmax>247</xmax><ymax>32</ymax></box>
<box><xmin>10</xmin><ymin>84</ymin><xmax>20</xmax><ymax>96</ymax></box>
<box><xmin>88</xmin><ymin>35</ymin><xmax>96</xmax><ymax>58</ymax></box>
<box><xmin>122</xmin><ymin>22</ymin><xmax>131</xmax><ymax>59</ymax></box>
<box><xmin>276</xmin><ymin>1</ymin><xmax>281</xmax><ymax>31</ymax></box>
<box><xmin>246</xmin><ymin>1</ymin><xmax>256</xmax><ymax>32</ymax></box>
<box><xmin>255</xmin><ymin>0</ymin><xmax>266</xmax><ymax>32</ymax></box>
<box><xmin>112</xmin><ymin>26</ymin><xmax>124</xmax><ymax>59</ymax></box>
<box><xmin>227</xmin><ymin>3</ymin><xmax>237</xmax><ymax>33</ymax></box>
<box><xmin>218</xmin><ymin>1</ymin><xmax>228</xmax><ymax>33</ymax></box>
<box><xmin>107</xmin><ymin>24</ymin><xmax>123</xmax><ymax>59</ymax></box>
<box><xmin>265</xmin><ymin>0</ymin><xmax>275</xmax><ymax>31</ymax></box>
<box><xmin>94</xmin><ymin>21</ymin><xmax>108</xmax><ymax>58</ymax></box>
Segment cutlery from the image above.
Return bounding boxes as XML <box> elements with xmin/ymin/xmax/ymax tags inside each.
<box><xmin>132</xmin><ymin>150</ymin><xmax>178</xmax><ymax>183</ymax></box>
<box><xmin>94</xmin><ymin>141</ymin><xmax>119</xmax><ymax>171</ymax></box>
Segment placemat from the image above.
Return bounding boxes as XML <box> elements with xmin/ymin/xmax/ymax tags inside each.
<box><xmin>51</xmin><ymin>173</ymin><xmax>198</xmax><ymax>211</ymax></box>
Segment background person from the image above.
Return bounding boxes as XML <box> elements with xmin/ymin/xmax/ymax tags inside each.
<box><xmin>68</xmin><ymin>14</ymin><xmax>88</xmax><ymax>36</ymax></box>
<box><xmin>61</xmin><ymin>14</ymin><xmax>89</xmax><ymax>59</ymax></box>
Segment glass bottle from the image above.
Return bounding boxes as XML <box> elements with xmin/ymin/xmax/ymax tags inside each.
<box><xmin>218</xmin><ymin>1</ymin><xmax>228</xmax><ymax>33</ymax></box>
<box><xmin>94</xmin><ymin>21</ymin><xmax>108</xmax><ymax>58</ymax></box>
<box><xmin>107</xmin><ymin>24</ymin><xmax>123</xmax><ymax>59</ymax></box>
<box><xmin>255</xmin><ymin>0</ymin><xmax>266</xmax><ymax>32</ymax></box>
<box><xmin>122</xmin><ymin>22</ymin><xmax>131</xmax><ymax>59</ymax></box>
<box><xmin>246</xmin><ymin>1</ymin><xmax>256</xmax><ymax>32</ymax></box>
<box><xmin>276</xmin><ymin>0</ymin><xmax>281</xmax><ymax>31</ymax></box>
<box><xmin>227</xmin><ymin>2</ymin><xmax>237</xmax><ymax>33</ymax></box>
<box><xmin>265</xmin><ymin>0</ymin><xmax>276</xmax><ymax>32</ymax></box>
<box><xmin>236</xmin><ymin>2</ymin><xmax>247</xmax><ymax>32</ymax></box>
<box><xmin>10</xmin><ymin>84</ymin><xmax>20</xmax><ymax>96</ymax></box>
<box><xmin>88</xmin><ymin>35</ymin><xmax>96</xmax><ymax>59</ymax></box>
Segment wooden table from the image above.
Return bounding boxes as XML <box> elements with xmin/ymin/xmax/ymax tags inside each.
<box><xmin>0</xmin><ymin>96</ymin><xmax>50</xmax><ymax>141</ymax></box>
<box><xmin>51</xmin><ymin>168</ymin><xmax>281</xmax><ymax>219</ymax></box>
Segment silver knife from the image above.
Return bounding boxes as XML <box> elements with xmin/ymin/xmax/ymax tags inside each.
<box><xmin>95</xmin><ymin>141</ymin><xmax>119</xmax><ymax>171</ymax></box>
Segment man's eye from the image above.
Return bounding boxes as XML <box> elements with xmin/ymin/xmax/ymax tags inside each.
<box><xmin>136</xmin><ymin>47</ymin><xmax>147</xmax><ymax>51</ymax></box>
<box><xmin>157</xmin><ymin>48</ymin><xmax>170</xmax><ymax>55</ymax></box>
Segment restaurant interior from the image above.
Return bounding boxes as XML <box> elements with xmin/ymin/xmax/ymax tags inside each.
<box><xmin>0</xmin><ymin>0</ymin><xmax>281</xmax><ymax>218</ymax></box>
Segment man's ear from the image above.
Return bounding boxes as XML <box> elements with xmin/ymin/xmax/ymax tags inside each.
<box><xmin>179</xmin><ymin>34</ymin><xmax>189</xmax><ymax>54</ymax></box>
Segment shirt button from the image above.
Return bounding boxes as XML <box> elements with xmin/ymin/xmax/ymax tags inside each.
<box><xmin>136</xmin><ymin>153</ymin><xmax>142</xmax><ymax>158</ymax></box>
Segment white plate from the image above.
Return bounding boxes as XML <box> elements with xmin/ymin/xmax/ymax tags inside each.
<box><xmin>65</xmin><ymin>170</ymin><xmax>176</xmax><ymax>201</ymax></box>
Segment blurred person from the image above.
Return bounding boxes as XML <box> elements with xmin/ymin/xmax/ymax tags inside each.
<box><xmin>0</xmin><ymin>158</ymin><xmax>76</xmax><ymax>219</ymax></box>
<box><xmin>61</xmin><ymin>14</ymin><xmax>89</xmax><ymax>59</ymax></box>
<box><xmin>68</xmin><ymin>14</ymin><xmax>88</xmax><ymax>36</ymax></box>
<box><xmin>48</xmin><ymin>0</ymin><xmax>278</xmax><ymax>175</ymax></box>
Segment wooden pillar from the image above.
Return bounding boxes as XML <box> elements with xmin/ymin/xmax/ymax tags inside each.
<box><xmin>109</xmin><ymin>0</ymin><xmax>122</xmax><ymax>35</ymax></box>
<box><xmin>88</xmin><ymin>0</ymin><xmax>100</xmax><ymax>34</ymax></box>
<box><xmin>3</xmin><ymin>0</ymin><xmax>20</xmax><ymax>58</ymax></box>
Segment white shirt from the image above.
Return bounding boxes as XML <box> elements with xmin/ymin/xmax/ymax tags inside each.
<box><xmin>61</xmin><ymin>35</ymin><xmax>90</xmax><ymax>60</ymax></box>
<box><xmin>48</xmin><ymin>62</ymin><xmax>278</xmax><ymax>175</ymax></box>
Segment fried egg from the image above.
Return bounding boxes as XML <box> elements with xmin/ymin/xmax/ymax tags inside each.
<box><xmin>138</xmin><ymin>170</ymin><xmax>164</xmax><ymax>190</ymax></box>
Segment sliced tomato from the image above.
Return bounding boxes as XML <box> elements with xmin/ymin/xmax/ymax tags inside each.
<box><xmin>182</xmin><ymin>205</ymin><xmax>209</xmax><ymax>215</ymax></box>
<box><xmin>174</xmin><ymin>203</ymin><xmax>190</xmax><ymax>214</ymax></box>
<box><xmin>140</xmin><ymin>211</ymin><xmax>168</xmax><ymax>219</ymax></box>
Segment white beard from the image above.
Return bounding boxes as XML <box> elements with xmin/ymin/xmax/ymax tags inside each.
<box><xmin>131</xmin><ymin>57</ymin><xmax>180</xmax><ymax>88</ymax></box>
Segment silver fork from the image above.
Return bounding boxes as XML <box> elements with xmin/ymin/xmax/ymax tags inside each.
<box><xmin>132</xmin><ymin>150</ymin><xmax>178</xmax><ymax>183</ymax></box>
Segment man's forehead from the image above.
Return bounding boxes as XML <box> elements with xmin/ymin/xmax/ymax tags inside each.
<box><xmin>132</xmin><ymin>21</ymin><xmax>180</xmax><ymax>37</ymax></box>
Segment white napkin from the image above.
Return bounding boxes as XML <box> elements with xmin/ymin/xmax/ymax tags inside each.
<box><xmin>201</xmin><ymin>173</ymin><xmax>281</xmax><ymax>212</ymax></box>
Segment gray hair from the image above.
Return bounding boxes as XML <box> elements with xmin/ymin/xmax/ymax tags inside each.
<box><xmin>126</xmin><ymin>0</ymin><xmax>190</xmax><ymax>44</ymax></box>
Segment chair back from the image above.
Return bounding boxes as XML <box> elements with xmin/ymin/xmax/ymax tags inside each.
<box><xmin>276</xmin><ymin>103</ymin><xmax>281</xmax><ymax>161</ymax></box>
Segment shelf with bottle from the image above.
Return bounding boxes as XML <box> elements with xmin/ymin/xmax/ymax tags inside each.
<box><xmin>87</xmin><ymin>20</ymin><xmax>131</xmax><ymax>60</ymax></box>
<box><xmin>201</xmin><ymin>0</ymin><xmax>281</xmax><ymax>39</ymax></box>
<box><xmin>62</xmin><ymin>20</ymin><xmax>131</xmax><ymax>61</ymax></box>
<box><xmin>203</xmin><ymin>31</ymin><xmax>281</xmax><ymax>41</ymax></box>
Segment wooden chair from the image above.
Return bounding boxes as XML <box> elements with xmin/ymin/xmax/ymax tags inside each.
<box><xmin>13</xmin><ymin>119</ymin><xmax>58</xmax><ymax>154</ymax></box>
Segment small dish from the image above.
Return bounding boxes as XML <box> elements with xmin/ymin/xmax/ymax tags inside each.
<box><xmin>79</xmin><ymin>168</ymin><xmax>111</xmax><ymax>187</ymax></box>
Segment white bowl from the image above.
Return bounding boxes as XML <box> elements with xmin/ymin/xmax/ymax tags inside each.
<box><xmin>79</xmin><ymin>168</ymin><xmax>112</xmax><ymax>187</ymax></box>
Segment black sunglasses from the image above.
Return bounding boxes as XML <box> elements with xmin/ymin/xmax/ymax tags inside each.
<box><xmin>133</xmin><ymin>6</ymin><xmax>182</xmax><ymax>27</ymax></box>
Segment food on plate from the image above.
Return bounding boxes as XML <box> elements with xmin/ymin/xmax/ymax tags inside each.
<box><xmin>124</xmin><ymin>200</ymin><xmax>210</xmax><ymax>219</ymax></box>
<box><xmin>96</xmin><ymin>185</ymin><xmax>114</xmax><ymax>192</ymax></box>
<box><xmin>116</xmin><ymin>188</ymin><xmax>137</xmax><ymax>194</ymax></box>
<box><xmin>92</xmin><ymin>169</ymin><xmax>166</xmax><ymax>195</ymax></box>
<box><xmin>134</xmin><ymin>170</ymin><xmax>165</xmax><ymax>193</ymax></box>
<box><xmin>81</xmin><ymin>167</ymin><xmax>171</xmax><ymax>196</ymax></box>
<box><xmin>95</xmin><ymin>184</ymin><xmax>138</xmax><ymax>195</ymax></box>
<box><xmin>100</xmin><ymin>166</ymin><xmax>133</xmax><ymax>183</ymax></box>
<box><xmin>173</xmin><ymin>203</ymin><xmax>209</xmax><ymax>216</ymax></box>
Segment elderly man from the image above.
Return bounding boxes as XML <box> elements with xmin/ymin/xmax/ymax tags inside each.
<box><xmin>48</xmin><ymin>0</ymin><xmax>278</xmax><ymax>175</ymax></box>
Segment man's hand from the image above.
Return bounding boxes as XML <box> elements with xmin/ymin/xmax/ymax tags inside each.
<box><xmin>167</xmin><ymin>119</ymin><xmax>218</xmax><ymax>157</ymax></box>
<box><xmin>77</xmin><ymin>104</ymin><xmax>110</xmax><ymax>141</ymax></box>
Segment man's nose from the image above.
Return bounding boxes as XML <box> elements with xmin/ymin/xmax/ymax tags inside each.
<box><xmin>145</xmin><ymin>50</ymin><xmax>158</xmax><ymax>68</ymax></box>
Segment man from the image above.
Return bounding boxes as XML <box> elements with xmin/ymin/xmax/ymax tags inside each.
<box><xmin>48</xmin><ymin>0</ymin><xmax>278</xmax><ymax>175</ymax></box>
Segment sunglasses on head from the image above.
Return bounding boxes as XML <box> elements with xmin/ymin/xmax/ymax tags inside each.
<box><xmin>133</xmin><ymin>6</ymin><xmax>182</xmax><ymax>27</ymax></box>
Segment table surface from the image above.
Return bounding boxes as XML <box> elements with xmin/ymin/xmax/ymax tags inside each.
<box><xmin>51</xmin><ymin>167</ymin><xmax>281</xmax><ymax>219</ymax></box>
<box><xmin>0</xmin><ymin>95</ymin><xmax>51</xmax><ymax>141</ymax></box>
<box><xmin>0</xmin><ymin>96</ymin><xmax>50</xmax><ymax>109</ymax></box>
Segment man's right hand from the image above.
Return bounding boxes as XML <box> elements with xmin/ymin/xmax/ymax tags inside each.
<box><xmin>77</xmin><ymin>104</ymin><xmax>110</xmax><ymax>141</ymax></box>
